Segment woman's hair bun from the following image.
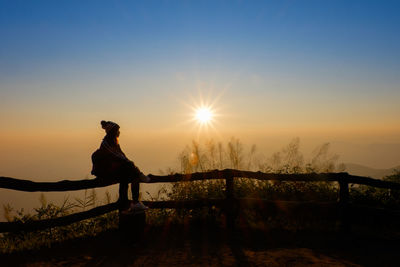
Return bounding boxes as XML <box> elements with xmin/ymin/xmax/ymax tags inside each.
<box><xmin>100</xmin><ymin>120</ymin><xmax>119</xmax><ymax>133</ymax></box>
<box><xmin>101</xmin><ymin>120</ymin><xmax>107</xmax><ymax>129</ymax></box>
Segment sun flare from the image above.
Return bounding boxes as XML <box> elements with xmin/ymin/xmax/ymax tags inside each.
<box><xmin>195</xmin><ymin>107</ymin><xmax>213</xmax><ymax>124</ymax></box>
<box><xmin>179</xmin><ymin>89</ymin><xmax>225</xmax><ymax>134</ymax></box>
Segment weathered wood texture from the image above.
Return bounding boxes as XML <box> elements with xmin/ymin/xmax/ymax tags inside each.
<box><xmin>0</xmin><ymin>199</ymin><xmax>227</xmax><ymax>233</ymax></box>
<box><xmin>3</xmin><ymin>198</ymin><xmax>397</xmax><ymax>234</ymax></box>
<box><xmin>1</xmin><ymin>198</ymin><xmax>399</xmax><ymax>234</ymax></box>
<box><xmin>0</xmin><ymin>177</ymin><xmax>117</xmax><ymax>192</ymax></box>
<box><xmin>1</xmin><ymin>169</ymin><xmax>399</xmax><ymax>233</ymax></box>
<box><xmin>147</xmin><ymin>170</ymin><xmax>344</xmax><ymax>183</ymax></box>
<box><xmin>0</xmin><ymin>199</ymin><xmax>336</xmax><ymax>233</ymax></box>
<box><xmin>0</xmin><ymin>202</ymin><xmax>118</xmax><ymax>233</ymax></box>
<box><xmin>347</xmin><ymin>175</ymin><xmax>400</xmax><ymax>189</ymax></box>
<box><xmin>1</xmin><ymin>170</ymin><xmax>400</xmax><ymax>192</ymax></box>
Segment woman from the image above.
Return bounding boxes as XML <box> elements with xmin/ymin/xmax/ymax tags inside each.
<box><xmin>91</xmin><ymin>120</ymin><xmax>150</xmax><ymax>213</ymax></box>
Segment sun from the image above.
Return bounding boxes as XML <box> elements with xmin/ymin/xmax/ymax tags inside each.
<box><xmin>195</xmin><ymin>107</ymin><xmax>213</xmax><ymax>124</ymax></box>
<box><xmin>177</xmin><ymin>88</ymin><xmax>226</xmax><ymax>135</ymax></box>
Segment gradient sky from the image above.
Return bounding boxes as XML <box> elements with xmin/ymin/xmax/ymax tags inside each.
<box><xmin>1</xmin><ymin>0</ymin><xmax>400</xmax><ymax>183</ymax></box>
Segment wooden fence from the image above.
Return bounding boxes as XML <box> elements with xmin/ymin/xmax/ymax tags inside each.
<box><xmin>1</xmin><ymin>169</ymin><xmax>399</xmax><ymax>233</ymax></box>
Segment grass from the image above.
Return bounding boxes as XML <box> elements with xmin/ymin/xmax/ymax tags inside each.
<box><xmin>1</xmin><ymin>138</ymin><xmax>399</xmax><ymax>254</ymax></box>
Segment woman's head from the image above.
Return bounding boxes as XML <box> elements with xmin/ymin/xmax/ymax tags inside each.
<box><xmin>101</xmin><ymin>120</ymin><xmax>120</xmax><ymax>139</ymax></box>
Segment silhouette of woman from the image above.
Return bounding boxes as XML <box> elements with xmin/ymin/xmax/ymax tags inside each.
<box><xmin>91</xmin><ymin>120</ymin><xmax>150</xmax><ymax>213</ymax></box>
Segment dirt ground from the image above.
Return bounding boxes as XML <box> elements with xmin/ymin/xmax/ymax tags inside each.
<box><xmin>1</xmin><ymin>222</ymin><xmax>399</xmax><ymax>267</ymax></box>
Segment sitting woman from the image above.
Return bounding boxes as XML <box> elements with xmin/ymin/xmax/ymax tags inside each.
<box><xmin>91</xmin><ymin>120</ymin><xmax>150</xmax><ymax>213</ymax></box>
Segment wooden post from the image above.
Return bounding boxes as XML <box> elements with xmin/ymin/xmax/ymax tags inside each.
<box><xmin>338</xmin><ymin>176</ymin><xmax>350</xmax><ymax>232</ymax></box>
<box><xmin>119</xmin><ymin>209</ymin><xmax>146</xmax><ymax>244</ymax></box>
<box><xmin>225</xmin><ymin>172</ymin><xmax>235</xmax><ymax>230</ymax></box>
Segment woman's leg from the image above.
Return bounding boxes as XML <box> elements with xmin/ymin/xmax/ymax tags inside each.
<box><xmin>121</xmin><ymin>161</ymin><xmax>141</xmax><ymax>203</ymax></box>
<box><xmin>118</xmin><ymin>161</ymin><xmax>141</xmax><ymax>204</ymax></box>
<box><xmin>130</xmin><ymin>181</ymin><xmax>140</xmax><ymax>203</ymax></box>
<box><xmin>118</xmin><ymin>177</ymin><xmax>129</xmax><ymax>208</ymax></box>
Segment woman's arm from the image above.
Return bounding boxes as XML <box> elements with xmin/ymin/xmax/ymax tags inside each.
<box><xmin>100</xmin><ymin>140</ymin><xmax>130</xmax><ymax>162</ymax></box>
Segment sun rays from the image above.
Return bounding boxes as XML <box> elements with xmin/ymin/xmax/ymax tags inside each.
<box><xmin>194</xmin><ymin>106</ymin><xmax>214</xmax><ymax>125</ymax></box>
<box><xmin>174</xmin><ymin>86</ymin><xmax>227</xmax><ymax>139</ymax></box>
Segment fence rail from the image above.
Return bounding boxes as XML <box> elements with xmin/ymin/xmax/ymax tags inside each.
<box><xmin>2</xmin><ymin>170</ymin><xmax>399</xmax><ymax>192</ymax></box>
<box><xmin>1</xmin><ymin>169</ymin><xmax>399</xmax><ymax>233</ymax></box>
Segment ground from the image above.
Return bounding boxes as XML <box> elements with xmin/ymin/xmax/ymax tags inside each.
<box><xmin>1</xmin><ymin>221</ymin><xmax>399</xmax><ymax>267</ymax></box>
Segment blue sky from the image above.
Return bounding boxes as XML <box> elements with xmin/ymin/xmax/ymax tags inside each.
<box><xmin>2</xmin><ymin>0</ymin><xmax>399</xmax><ymax>82</ymax></box>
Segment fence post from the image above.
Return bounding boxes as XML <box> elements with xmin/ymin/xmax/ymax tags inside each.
<box><xmin>119</xmin><ymin>210</ymin><xmax>146</xmax><ymax>244</ymax></box>
<box><xmin>225</xmin><ymin>171</ymin><xmax>236</xmax><ymax>230</ymax></box>
<box><xmin>338</xmin><ymin>175</ymin><xmax>350</xmax><ymax>232</ymax></box>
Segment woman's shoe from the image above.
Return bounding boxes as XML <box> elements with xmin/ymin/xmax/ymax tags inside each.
<box><xmin>130</xmin><ymin>201</ymin><xmax>149</xmax><ymax>211</ymax></box>
<box><xmin>121</xmin><ymin>201</ymin><xmax>149</xmax><ymax>215</ymax></box>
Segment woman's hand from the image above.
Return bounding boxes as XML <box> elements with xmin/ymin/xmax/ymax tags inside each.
<box><xmin>139</xmin><ymin>173</ymin><xmax>151</xmax><ymax>183</ymax></box>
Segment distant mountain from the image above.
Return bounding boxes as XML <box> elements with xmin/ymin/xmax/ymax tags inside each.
<box><xmin>330</xmin><ymin>142</ymin><xmax>400</xmax><ymax>170</ymax></box>
<box><xmin>344</xmin><ymin>163</ymin><xmax>400</xmax><ymax>179</ymax></box>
